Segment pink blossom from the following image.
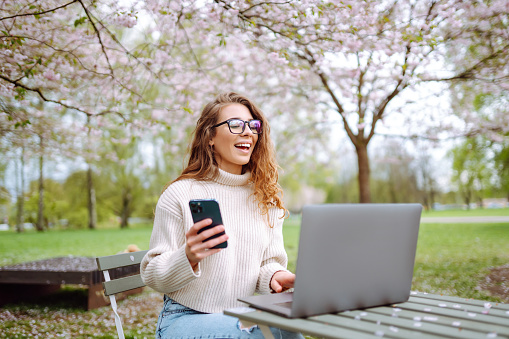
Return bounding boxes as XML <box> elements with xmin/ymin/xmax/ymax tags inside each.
<box><xmin>289</xmin><ymin>69</ymin><xmax>302</xmax><ymax>77</ymax></box>
<box><xmin>43</xmin><ymin>69</ymin><xmax>61</xmax><ymax>81</ymax></box>
<box><xmin>113</xmin><ymin>13</ymin><xmax>137</xmax><ymax>28</ymax></box>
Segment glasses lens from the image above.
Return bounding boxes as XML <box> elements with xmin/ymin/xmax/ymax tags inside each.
<box><xmin>228</xmin><ymin>119</ymin><xmax>245</xmax><ymax>134</ymax></box>
<box><xmin>249</xmin><ymin>120</ymin><xmax>262</xmax><ymax>134</ymax></box>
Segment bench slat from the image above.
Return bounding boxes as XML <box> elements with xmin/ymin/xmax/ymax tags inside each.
<box><xmin>96</xmin><ymin>250</ymin><xmax>148</xmax><ymax>271</ymax></box>
<box><xmin>103</xmin><ymin>274</ymin><xmax>145</xmax><ymax>296</ymax></box>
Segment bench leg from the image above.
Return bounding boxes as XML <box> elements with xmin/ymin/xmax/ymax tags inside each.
<box><xmin>259</xmin><ymin>325</ymin><xmax>276</xmax><ymax>339</ymax></box>
<box><xmin>87</xmin><ymin>282</ymin><xmax>109</xmax><ymax>310</ymax></box>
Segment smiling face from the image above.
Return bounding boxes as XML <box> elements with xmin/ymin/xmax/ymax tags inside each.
<box><xmin>209</xmin><ymin>103</ymin><xmax>259</xmax><ymax>175</ymax></box>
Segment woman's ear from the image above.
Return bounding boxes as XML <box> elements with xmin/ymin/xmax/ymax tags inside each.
<box><xmin>209</xmin><ymin>139</ymin><xmax>214</xmax><ymax>146</ymax></box>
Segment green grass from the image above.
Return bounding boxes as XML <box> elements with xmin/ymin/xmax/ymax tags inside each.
<box><xmin>413</xmin><ymin>222</ymin><xmax>509</xmax><ymax>300</ymax></box>
<box><xmin>0</xmin><ymin>225</ymin><xmax>152</xmax><ymax>266</ymax></box>
<box><xmin>422</xmin><ymin>207</ymin><xmax>509</xmax><ymax>217</ymax></box>
<box><xmin>1</xmin><ymin>214</ymin><xmax>508</xmax><ymax>338</ymax></box>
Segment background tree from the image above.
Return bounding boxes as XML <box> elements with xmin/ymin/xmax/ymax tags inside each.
<box><xmin>370</xmin><ymin>139</ymin><xmax>420</xmax><ymax>203</ymax></box>
<box><xmin>206</xmin><ymin>0</ymin><xmax>509</xmax><ymax>202</ymax></box>
<box><xmin>493</xmin><ymin>141</ymin><xmax>509</xmax><ymax>200</ymax></box>
<box><xmin>450</xmin><ymin>137</ymin><xmax>491</xmax><ymax>209</ymax></box>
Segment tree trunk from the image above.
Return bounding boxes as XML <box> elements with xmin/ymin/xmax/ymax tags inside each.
<box><xmin>355</xmin><ymin>143</ymin><xmax>371</xmax><ymax>203</ymax></box>
<box><xmin>16</xmin><ymin>195</ymin><xmax>24</xmax><ymax>233</ymax></box>
<box><xmin>87</xmin><ymin>166</ymin><xmax>97</xmax><ymax>229</ymax></box>
<box><xmin>430</xmin><ymin>187</ymin><xmax>436</xmax><ymax>210</ymax></box>
<box><xmin>16</xmin><ymin>147</ymin><xmax>25</xmax><ymax>233</ymax></box>
<box><xmin>36</xmin><ymin>136</ymin><xmax>45</xmax><ymax>232</ymax></box>
<box><xmin>86</xmin><ymin>116</ymin><xmax>97</xmax><ymax>230</ymax></box>
<box><xmin>120</xmin><ymin>189</ymin><xmax>131</xmax><ymax>229</ymax></box>
<box><xmin>464</xmin><ymin>188</ymin><xmax>471</xmax><ymax>210</ymax></box>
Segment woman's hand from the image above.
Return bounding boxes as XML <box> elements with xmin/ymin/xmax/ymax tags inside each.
<box><xmin>185</xmin><ymin>218</ymin><xmax>229</xmax><ymax>270</ymax></box>
<box><xmin>270</xmin><ymin>271</ymin><xmax>295</xmax><ymax>293</ymax></box>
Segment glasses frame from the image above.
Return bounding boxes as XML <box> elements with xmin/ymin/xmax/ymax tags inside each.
<box><xmin>212</xmin><ymin>119</ymin><xmax>263</xmax><ymax>135</ymax></box>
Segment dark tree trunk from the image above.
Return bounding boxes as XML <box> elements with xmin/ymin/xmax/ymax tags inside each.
<box><xmin>87</xmin><ymin>166</ymin><xmax>97</xmax><ymax>229</ymax></box>
<box><xmin>16</xmin><ymin>147</ymin><xmax>25</xmax><ymax>233</ymax></box>
<box><xmin>86</xmin><ymin>116</ymin><xmax>97</xmax><ymax>230</ymax></box>
<box><xmin>355</xmin><ymin>143</ymin><xmax>371</xmax><ymax>203</ymax></box>
<box><xmin>120</xmin><ymin>189</ymin><xmax>131</xmax><ymax>229</ymax></box>
<box><xmin>36</xmin><ymin>136</ymin><xmax>45</xmax><ymax>231</ymax></box>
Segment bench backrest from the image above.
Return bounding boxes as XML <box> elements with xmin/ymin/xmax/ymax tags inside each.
<box><xmin>96</xmin><ymin>250</ymin><xmax>149</xmax><ymax>339</ymax></box>
<box><xmin>96</xmin><ymin>250</ymin><xmax>148</xmax><ymax>296</ymax></box>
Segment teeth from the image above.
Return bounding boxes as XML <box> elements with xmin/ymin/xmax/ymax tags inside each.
<box><xmin>236</xmin><ymin>143</ymin><xmax>250</xmax><ymax>148</ymax></box>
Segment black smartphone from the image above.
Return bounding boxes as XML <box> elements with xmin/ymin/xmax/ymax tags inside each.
<box><xmin>189</xmin><ymin>199</ymin><xmax>227</xmax><ymax>249</ymax></box>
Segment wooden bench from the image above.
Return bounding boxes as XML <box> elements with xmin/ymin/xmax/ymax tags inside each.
<box><xmin>0</xmin><ymin>256</ymin><xmax>143</xmax><ymax>310</ymax></box>
<box><xmin>96</xmin><ymin>250</ymin><xmax>148</xmax><ymax>339</ymax></box>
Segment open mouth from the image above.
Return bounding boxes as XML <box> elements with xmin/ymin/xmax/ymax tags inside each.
<box><xmin>234</xmin><ymin>143</ymin><xmax>251</xmax><ymax>151</ymax></box>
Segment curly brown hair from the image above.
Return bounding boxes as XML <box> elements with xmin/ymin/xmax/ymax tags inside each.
<box><xmin>171</xmin><ymin>92</ymin><xmax>287</xmax><ymax>224</ymax></box>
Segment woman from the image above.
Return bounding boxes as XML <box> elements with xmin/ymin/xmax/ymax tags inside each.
<box><xmin>141</xmin><ymin>92</ymin><xmax>303</xmax><ymax>338</ymax></box>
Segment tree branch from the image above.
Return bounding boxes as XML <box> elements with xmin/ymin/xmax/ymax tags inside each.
<box><xmin>0</xmin><ymin>1</ymin><xmax>79</xmax><ymax>22</ymax></box>
<box><xmin>0</xmin><ymin>74</ymin><xmax>126</xmax><ymax>120</ymax></box>
<box><xmin>76</xmin><ymin>0</ymin><xmax>115</xmax><ymax>76</ymax></box>
<box><xmin>436</xmin><ymin>43</ymin><xmax>509</xmax><ymax>82</ymax></box>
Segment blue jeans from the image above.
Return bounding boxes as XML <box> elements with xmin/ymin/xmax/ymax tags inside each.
<box><xmin>156</xmin><ymin>295</ymin><xmax>305</xmax><ymax>339</ymax></box>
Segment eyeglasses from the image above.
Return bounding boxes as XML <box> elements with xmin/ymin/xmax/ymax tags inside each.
<box><xmin>212</xmin><ymin>119</ymin><xmax>263</xmax><ymax>134</ymax></box>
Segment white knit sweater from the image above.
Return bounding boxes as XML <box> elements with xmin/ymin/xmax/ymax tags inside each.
<box><xmin>140</xmin><ymin>168</ymin><xmax>289</xmax><ymax>313</ymax></box>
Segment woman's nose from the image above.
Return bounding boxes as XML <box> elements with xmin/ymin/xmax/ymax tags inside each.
<box><xmin>241</xmin><ymin>124</ymin><xmax>254</xmax><ymax>136</ymax></box>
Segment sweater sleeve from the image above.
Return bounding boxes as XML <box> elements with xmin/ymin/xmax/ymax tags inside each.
<box><xmin>140</xmin><ymin>190</ymin><xmax>200</xmax><ymax>293</ymax></box>
<box><xmin>256</xmin><ymin>209</ymin><xmax>290</xmax><ymax>295</ymax></box>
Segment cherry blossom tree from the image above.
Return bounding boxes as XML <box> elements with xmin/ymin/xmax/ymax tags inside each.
<box><xmin>200</xmin><ymin>0</ymin><xmax>509</xmax><ymax>202</ymax></box>
<box><xmin>2</xmin><ymin>0</ymin><xmax>507</xmax><ymax>210</ymax></box>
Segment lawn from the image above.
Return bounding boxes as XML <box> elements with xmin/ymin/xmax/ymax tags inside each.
<box><xmin>422</xmin><ymin>207</ymin><xmax>509</xmax><ymax>217</ymax></box>
<box><xmin>0</xmin><ymin>225</ymin><xmax>152</xmax><ymax>266</ymax></box>
<box><xmin>1</xmin><ymin>210</ymin><xmax>508</xmax><ymax>338</ymax></box>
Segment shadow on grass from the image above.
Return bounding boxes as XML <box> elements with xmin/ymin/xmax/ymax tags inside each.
<box><xmin>2</xmin><ymin>285</ymin><xmax>90</xmax><ymax>312</ymax></box>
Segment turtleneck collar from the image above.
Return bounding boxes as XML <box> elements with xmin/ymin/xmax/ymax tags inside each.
<box><xmin>212</xmin><ymin>167</ymin><xmax>251</xmax><ymax>187</ymax></box>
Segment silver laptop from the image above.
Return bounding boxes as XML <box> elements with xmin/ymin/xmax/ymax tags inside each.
<box><xmin>239</xmin><ymin>203</ymin><xmax>422</xmax><ymax>318</ymax></box>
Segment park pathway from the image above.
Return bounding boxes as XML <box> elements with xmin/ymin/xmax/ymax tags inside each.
<box><xmin>421</xmin><ymin>216</ymin><xmax>509</xmax><ymax>223</ymax></box>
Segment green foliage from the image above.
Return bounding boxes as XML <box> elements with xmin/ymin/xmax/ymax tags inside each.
<box><xmin>0</xmin><ymin>186</ymin><xmax>10</xmax><ymax>205</ymax></box>
<box><xmin>450</xmin><ymin>137</ymin><xmax>492</xmax><ymax>207</ymax></box>
<box><xmin>74</xmin><ymin>16</ymin><xmax>87</xmax><ymax>27</ymax></box>
<box><xmin>62</xmin><ymin>171</ymin><xmax>116</xmax><ymax>228</ymax></box>
<box><xmin>324</xmin><ymin>177</ymin><xmax>359</xmax><ymax>203</ymax></box>
<box><xmin>24</xmin><ymin>178</ymin><xmax>67</xmax><ymax>226</ymax></box>
<box><xmin>493</xmin><ymin>139</ymin><xmax>509</xmax><ymax>198</ymax></box>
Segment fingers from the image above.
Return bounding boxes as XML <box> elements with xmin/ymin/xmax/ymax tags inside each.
<box><xmin>188</xmin><ymin>218</ymin><xmax>213</xmax><ymax>236</ymax></box>
<box><xmin>187</xmin><ymin>222</ymin><xmax>226</xmax><ymax>246</ymax></box>
<box><xmin>185</xmin><ymin>220</ymin><xmax>228</xmax><ymax>267</ymax></box>
<box><xmin>271</xmin><ymin>271</ymin><xmax>296</xmax><ymax>293</ymax></box>
<box><xmin>271</xmin><ymin>278</ymin><xmax>283</xmax><ymax>293</ymax></box>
